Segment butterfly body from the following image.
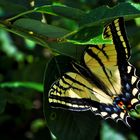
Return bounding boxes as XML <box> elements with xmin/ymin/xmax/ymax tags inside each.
<box><xmin>47</xmin><ymin>17</ymin><xmax>140</xmax><ymax>127</ymax></box>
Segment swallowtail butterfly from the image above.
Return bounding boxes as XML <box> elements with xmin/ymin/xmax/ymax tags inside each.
<box><xmin>47</xmin><ymin>17</ymin><xmax>140</xmax><ymax>127</ymax></box>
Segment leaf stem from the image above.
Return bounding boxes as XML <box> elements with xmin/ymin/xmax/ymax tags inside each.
<box><xmin>6</xmin><ymin>10</ymin><xmax>34</xmax><ymax>21</ymax></box>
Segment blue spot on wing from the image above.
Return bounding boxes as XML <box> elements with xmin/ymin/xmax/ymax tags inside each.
<box><xmin>125</xmin><ymin>83</ymin><xmax>130</xmax><ymax>90</ymax></box>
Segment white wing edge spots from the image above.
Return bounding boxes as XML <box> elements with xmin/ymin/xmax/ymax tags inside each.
<box><xmin>128</xmin><ymin>62</ymin><xmax>139</xmax><ymax>81</ymax></box>
<box><xmin>131</xmin><ymin>76</ymin><xmax>138</xmax><ymax>84</ymax></box>
<box><xmin>101</xmin><ymin>112</ymin><xmax>108</xmax><ymax>117</ymax></box>
<box><xmin>120</xmin><ymin>112</ymin><xmax>125</xmax><ymax>119</ymax></box>
<box><xmin>132</xmin><ymin>88</ymin><xmax>138</xmax><ymax>96</ymax></box>
<box><xmin>91</xmin><ymin>108</ymin><xmax>131</xmax><ymax>127</ymax></box>
<box><xmin>91</xmin><ymin>107</ymin><xmax>98</xmax><ymax>111</ymax></box>
<box><xmin>131</xmin><ymin>98</ymin><xmax>139</xmax><ymax>105</ymax></box>
<box><xmin>127</xmin><ymin>66</ymin><xmax>132</xmax><ymax>73</ymax></box>
<box><xmin>111</xmin><ymin>113</ymin><xmax>118</xmax><ymax>119</ymax></box>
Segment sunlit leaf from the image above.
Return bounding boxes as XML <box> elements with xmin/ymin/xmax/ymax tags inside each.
<box><xmin>0</xmin><ymin>82</ymin><xmax>43</xmax><ymax>92</ymax></box>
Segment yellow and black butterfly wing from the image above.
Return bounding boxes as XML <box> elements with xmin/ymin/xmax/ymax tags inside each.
<box><xmin>82</xmin><ymin>17</ymin><xmax>140</xmax><ymax>123</ymax></box>
<box><xmin>48</xmin><ymin>18</ymin><xmax>140</xmax><ymax>126</ymax></box>
<box><xmin>83</xmin><ymin>18</ymin><xmax>130</xmax><ymax>98</ymax></box>
<box><xmin>48</xmin><ymin>56</ymin><xmax>117</xmax><ymax>125</ymax></box>
<box><xmin>48</xmin><ymin>55</ymin><xmax>128</xmax><ymax>124</ymax></box>
<box><xmin>49</xmin><ymin>56</ymin><xmax>99</xmax><ymax>111</ymax></box>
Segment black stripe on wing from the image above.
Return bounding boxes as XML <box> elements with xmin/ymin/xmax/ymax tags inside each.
<box><xmin>110</xmin><ymin>18</ymin><xmax>130</xmax><ymax>65</ymax></box>
<box><xmin>85</xmin><ymin>48</ymin><xmax>117</xmax><ymax>95</ymax></box>
<box><xmin>71</xmin><ymin>62</ymin><xmax>111</xmax><ymax>95</ymax></box>
<box><xmin>110</xmin><ymin>18</ymin><xmax>140</xmax><ymax>98</ymax></box>
<box><xmin>49</xmin><ymin>95</ymin><xmax>99</xmax><ymax>111</ymax></box>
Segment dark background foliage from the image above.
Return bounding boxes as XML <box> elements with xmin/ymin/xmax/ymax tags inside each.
<box><xmin>0</xmin><ymin>0</ymin><xmax>140</xmax><ymax>140</ymax></box>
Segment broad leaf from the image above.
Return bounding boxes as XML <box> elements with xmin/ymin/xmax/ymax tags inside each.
<box><xmin>80</xmin><ymin>2</ymin><xmax>140</xmax><ymax>27</ymax></box>
<box><xmin>43</xmin><ymin>55</ymin><xmax>101</xmax><ymax>140</ymax></box>
<box><xmin>35</xmin><ymin>5</ymin><xmax>85</xmax><ymax>21</ymax></box>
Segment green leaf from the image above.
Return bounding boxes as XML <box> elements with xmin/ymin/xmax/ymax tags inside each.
<box><xmin>101</xmin><ymin>122</ymin><xmax>126</xmax><ymax>140</ymax></box>
<box><xmin>34</xmin><ymin>5</ymin><xmax>85</xmax><ymax>21</ymax></box>
<box><xmin>13</xmin><ymin>18</ymin><xmax>70</xmax><ymax>38</ymax></box>
<box><xmin>0</xmin><ymin>82</ymin><xmax>43</xmax><ymax>92</ymax></box>
<box><xmin>1</xmin><ymin>2</ymin><xmax>140</xmax><ymax>58</ymax></box>
<box><xmin>129</xmin><ymin>104</ymin><xmax>140</xmax><ymax>119</ymax></box>
<box><xmin>66</xmin><ymin>25</ymin><xmax>112</xmax><ymax>45</ymax></box>
<box><xmin>100</xmin><ymin>121</ymin><xmax>139</xmax><ymax>140</ymax></box>
<box><xmin>80</xmin><ymin>2</ymin><xmax>140</xmax><ymax>27</ymax></box>
<box><xmin>1</xmin><ymin>16</ymin><xmax>84</xmax><ymax>63</ymax></box>
<box><xmin>0</xmin><ymin>18</ymin><xmax>70</xmax><ymax>47</ymax></box>
<box><xmin>43</xmin><ymin>55</ymin><xmax>101</xmax><ymax>140</ymax></box>
<box><xmin>34</xmin><ymin>2</ymin><xmax>140</xmax><ymax>45</ymax></box>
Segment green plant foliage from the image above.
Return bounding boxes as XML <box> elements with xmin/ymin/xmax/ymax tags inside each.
<box><xmin>0</xmin><ymin>0</ymin><xmax>140</xmax><ymax>140</ymax></box>
<box><xmin>80</xmin><ymin>2</ymin><xmax>140</xmax><ymax>26</ymax></box>
<box><xmin>0</xmin><ymin>2</ymin><xmax>140</xmax><ymax>59</ymax></box>
<box><xmin>35</xmin><ymin>5</ymin><xmax>85</xmax><ymax>21</ymax></box>
<box><xmin>101</xmin><ymin>122</ymin><xmax>139</xmax><ymax>140</ymax></box>
<box><xmin>0</xmin><ymin>82</ymin><xmax>43</xmax><ymax>92</ymax></box>
<box><xmin>13</xmin><ymin>18</ymin><xmax>70</xmax><ymax>38</ymax></box>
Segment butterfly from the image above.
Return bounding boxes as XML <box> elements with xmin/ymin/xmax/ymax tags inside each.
<box><xmin>47</xmin><ymin>17</ymin><xmax>140</xmax><ymax>127</ymax></box>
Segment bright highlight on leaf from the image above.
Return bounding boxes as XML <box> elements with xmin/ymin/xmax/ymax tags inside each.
<box><xmin>0</xmin><ymin>82</ymin><xmax>43</xmax><ymax>92</ymax></box>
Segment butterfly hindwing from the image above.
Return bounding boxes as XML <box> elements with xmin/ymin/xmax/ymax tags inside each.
<box><xmin>49</xmin><ymin>60</ymin><xmax>105</xmax><ymax>111</ymax></box>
